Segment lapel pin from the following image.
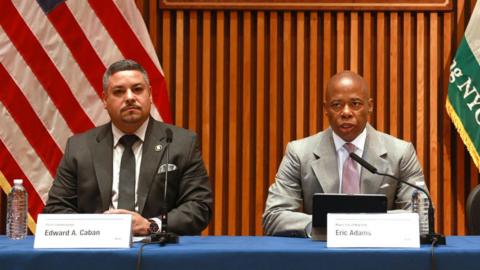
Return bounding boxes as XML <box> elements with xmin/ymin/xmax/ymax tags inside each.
<box><xmin>154</xmin><ymin>144</ymin><xmax>163</xmax><ymax>151</ymax></box>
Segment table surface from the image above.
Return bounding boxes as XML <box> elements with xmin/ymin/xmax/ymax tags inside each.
<box><xmin>1</xmin><ymin>235</ymin><xmax>479</xmax><ymax>270</ymax></box>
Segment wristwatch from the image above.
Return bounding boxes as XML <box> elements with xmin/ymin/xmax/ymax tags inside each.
<box><xmin>148</xmin><ymin>219</ymin><xmax>160</xmax><ymax>234</ymax></box>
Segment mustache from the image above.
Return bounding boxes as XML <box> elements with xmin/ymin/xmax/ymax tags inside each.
<box><xmin>121</xmin><ymin>105</ymin><xmax>142</xmax><ymax>112</ymax></box>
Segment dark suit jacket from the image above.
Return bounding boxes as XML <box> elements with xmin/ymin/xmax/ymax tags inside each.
<box><xmin>43</xmin><ymin>118</ymin><xmax>212</xmax><ymax>235</ymax></box>
<box><xmin>263</xmin><ymin>124</ymin><xmax>426</xmax><ymax>237</ymax></box>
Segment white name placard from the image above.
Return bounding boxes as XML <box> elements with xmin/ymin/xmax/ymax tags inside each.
<box><xmin>34</xmin><ymin>214</ymin><xmax>132</xmax><ymax>248</ymax></box>
<box><xmin>327</xmin><ymin>213</ymin><xmax>420</xmax><ymax>248</ymax></box>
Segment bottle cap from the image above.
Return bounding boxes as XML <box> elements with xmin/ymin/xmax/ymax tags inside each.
<box><xmin>13</xmin><ymin>179</ymin><xmax>23</xmax><ymax>185</ymax></box>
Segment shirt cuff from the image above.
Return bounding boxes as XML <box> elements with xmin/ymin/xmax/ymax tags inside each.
<box><xmin>149</xmin><ymin>217</ymin><xmax>162</xmax><ymax>229</ymax></box>
<box><xmin>305</xmin><ymin>221</ymin><xmax>312</xmax><ymax>238</ymax></box>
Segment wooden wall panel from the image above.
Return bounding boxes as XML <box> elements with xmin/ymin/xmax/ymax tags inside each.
<box><xmin>443</xmin><ymin>12</ymin><xmax>454</xmax><ymax>236</ymax></box>
<box><xmin>201</xmin><ymin>11</ymin><xmax>213</xmax><ymax>236</ymax></box>
<box><xmin>255</xmin><ymin>11</ymin><xmax>266</xmax><ymax>235</ymax></box>
<box><xmin>403</xmin><ymin>12</ymin><xmax>413</xmax><ymax>142</ymax></box>
<box><xmin>309</xmin><ymin>13</ymin><xmax>319</xmax><ymax>136</ymax></box>
<box><xmin>322</xmin><ymin>13</ymin><xmax>332</xmax><ymax>130</ymax></box>
<box><xmin>455</xmin><ymin>2</ymin><xmax>468</xmax><ymax>234</ymax></box>
<box><xmin>376</xmin><ymin>12</ymin><xmax>386</xmax><ymax>131</ymax></box>
<box><xmin>362</xmin><ymin>13</ymin><xmax>373</xmax><ymax>105</ymax></box>
<box><xmin>242</xmin><ymin>11</ymin><xmax>253</xmax><ymax>236</ymax></box>
<box><xmin>138</xmin><ymin>0</ymin><xmax>480</xmax><ymax>236</ymax></box>
<box><xmin>214</xmin><ymin>11</ymin><xmax>226</xmax><ymax>236</ymax></box>
<box><xmin>159</xmin><ymin>0</ymin><xmax>453</xmax><ymax>11</ymax></box>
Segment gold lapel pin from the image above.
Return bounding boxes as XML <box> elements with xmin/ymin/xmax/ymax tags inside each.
<box><xmin>154</xmin><ymin>144</ymin><xmax>163</xmax><ymax>151</ymax></box>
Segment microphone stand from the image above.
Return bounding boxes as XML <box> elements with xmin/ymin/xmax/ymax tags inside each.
<box><xmin>151</xmin><ymin>129</ymin><xmax>179</xmax><ymax>245</ymax></box>
<box><xmin>350</xmin><ymin>153</ymin><xmax>446</xmax><ymax>245</ymax></box>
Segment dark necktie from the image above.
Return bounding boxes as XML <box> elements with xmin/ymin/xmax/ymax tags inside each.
<box><xmin>118</xmin><ymin>134</ymin><xmax>138</xmax><ymax>211</ymax></box>
<box><xmin>342</xmin><ymin>143</ymin><xmax>360</xmax><ymax>194</ymax></box>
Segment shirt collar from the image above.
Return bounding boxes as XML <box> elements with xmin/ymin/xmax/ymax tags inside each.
<box><xmin>332</xmin><ymin>126</ymin><xmax>367</xmax><ymax>153</ymax></box>
<box><xmin>112</xmin><ymin>118</ymin><xmax>149</xmax><ymax>147</ymax></box>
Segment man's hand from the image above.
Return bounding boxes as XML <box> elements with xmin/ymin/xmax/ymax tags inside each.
<box><xmin>104</xmin><ymin>209</ymin><xmax>150</xmax><ymax>236</ymax></box>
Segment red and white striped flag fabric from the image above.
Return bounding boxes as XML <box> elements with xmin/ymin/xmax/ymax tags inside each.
<box><xmin>0</xmin><ymin>0</ymin><xmax>172</xmax><ymax>233</ymax></box>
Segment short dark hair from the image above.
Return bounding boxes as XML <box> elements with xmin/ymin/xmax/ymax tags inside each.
<box><xmin>102</xmin><ymin>59</ymin><xmax>150</xmax><ymax>93</ymax></box>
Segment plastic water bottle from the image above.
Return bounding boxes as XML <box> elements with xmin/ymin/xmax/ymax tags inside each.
<box><xmin>6</xmin><ymin>179</ymin><xmax>28</xmax><ymax>240</ymax></box>
<box><xmin>411</xmin><ymin>183</ymin><xmax>429</xmax><ymax>237</ymax></box>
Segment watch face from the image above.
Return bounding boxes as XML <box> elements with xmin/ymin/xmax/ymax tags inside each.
<box><xmin>149</xmin><ymin>221</ymin><xmax>159</xmax><ymax>233</ymax></box>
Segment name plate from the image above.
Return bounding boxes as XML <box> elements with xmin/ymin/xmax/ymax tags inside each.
<box><xmin>34</xmin><ymin>214</ymin><xmax>132</xmax><ymax>248</ymax></box>
<box><xmin>327</xmin><ymin>213</ymin><xmax>420</xmax><ymax>248</ymax></box>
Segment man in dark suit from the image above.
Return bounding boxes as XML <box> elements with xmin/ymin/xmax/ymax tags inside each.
<box><xmin>263</xmin><ymin>71</ymin><xmax>427</xmax><ymax>237</ymax></box>
<box><xmin>44</xmin><ymin>59</ymin><xmax>212</xmax><ymax>236</ymax></box>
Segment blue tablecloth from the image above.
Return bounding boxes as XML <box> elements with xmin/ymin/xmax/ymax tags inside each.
<box><xmin>0</xmin><ymin>236</ymin><xmax>479</xmax><ymax>270</ymax></box>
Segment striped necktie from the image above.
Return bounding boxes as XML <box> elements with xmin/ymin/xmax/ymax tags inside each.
<box><xmin>342</xmin><ymin>143</ymin><xmax>360</xmax><ymax>194</ymax></box>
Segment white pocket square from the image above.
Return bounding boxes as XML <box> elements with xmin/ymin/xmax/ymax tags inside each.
<box><xmin>380</xmin><ymin>183</ymin><xmax>390</xmax><ymax>189</ymax></box>
<box><xmin>158</xmin><ymin>163</ymin><xmax>177</xmax><ymax>174</ymax></box>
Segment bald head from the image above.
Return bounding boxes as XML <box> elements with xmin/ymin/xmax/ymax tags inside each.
<box><xmin>326</xmin><ymin>71</ymin><xmax>370</xmax><ymax>101</ymax></box>
<box><xmin>324</xmin><ymin>71</ymin><xmax>373</xmax><ymax>142</ymax></box>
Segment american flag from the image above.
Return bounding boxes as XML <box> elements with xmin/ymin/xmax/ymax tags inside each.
<box><xmin>0</xmin><ymin>0</ymin><xmax>171</xmax><ymax>233</ymax></box>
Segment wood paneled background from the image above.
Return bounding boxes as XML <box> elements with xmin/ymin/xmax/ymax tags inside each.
<box><xmin>133</xmin><ymin>0</ymin><xmax>480</xmax><ymax>236</ymax></box>
<box><xmin>1</xmin><ymin>0</ymin><xmax>477</xmax><ymax>236</ymax></box>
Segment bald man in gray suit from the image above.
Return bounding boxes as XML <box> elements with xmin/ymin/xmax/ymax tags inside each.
<box><xmin>263</xmin><ymin>71</ymin><xmax>426</xmax><ymax>237</ymax></box>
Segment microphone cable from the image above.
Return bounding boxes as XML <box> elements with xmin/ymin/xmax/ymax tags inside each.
<box><xmin>135</xmin><ymin>239</ymin><xmax>162</xmax><ymax>270</ymax></box>
<box><xmin>430</xmin><ymin>237</ymin><xmax>438</xmax><ymax>270</ymax></box>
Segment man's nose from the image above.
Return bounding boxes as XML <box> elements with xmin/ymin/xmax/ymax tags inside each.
<box><xmin>340</xmin><ymin>104</ymin><xmax>353</xmax><ymax>117</ymax></box>
<box><xmin>125</xmin><ymin>89</ymin><xmax>134</xmax><ymax>100</ymax></box>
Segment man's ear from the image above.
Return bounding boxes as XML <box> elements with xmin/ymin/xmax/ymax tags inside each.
<box><xmin>149</xmin><ymin>86</ymin><xmax>153</xmax><ymax>104</ymax></box>
<box><xmin>102</xmin><ymin>92</ymin><xmax>108</xmax><ymax>109</ymax></box>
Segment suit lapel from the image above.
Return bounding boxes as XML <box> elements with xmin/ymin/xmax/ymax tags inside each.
<box><xmin>137</xmin><ymin>119</ymin><xmax>168</xmax><ymax>214</ymax></box>
<box><xmin>361</xmin><ymin>124</ymin><xmax>388</xmax><ymax>193</ymax></box>
<box><xmin>311</xmin><ymin>129</ymin><xmax>340</xmax><ymax>193</ymax></box>
<box><xmin>92</xmin><ymin>124</ymin><xmax>114</xmax><ymax>211</ymax></box>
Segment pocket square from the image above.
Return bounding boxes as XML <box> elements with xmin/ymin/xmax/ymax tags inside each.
<box><xmin>379</xmin><ymin>183</ymin><xmax>390</xmax><ymax>189</ymax></box>
<box><xmin>158</xmin><ymin>163</ymin><xmax>177</xmax><ymax>174</ymax></box>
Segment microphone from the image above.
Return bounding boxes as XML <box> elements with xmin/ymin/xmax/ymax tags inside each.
<box><xmin>151</xmin><ymin>128</ymin><xmax>178</xmax><ymax>245</ymax></box>
<box><xmin>349</xmin><ymin>152</ymin><xmax>446</xmax><ymax>245</ymax></box>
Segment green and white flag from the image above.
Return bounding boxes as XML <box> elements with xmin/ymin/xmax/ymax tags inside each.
<box><xmin>447</xmin><ymin>2</ymin><xmax>480</xmax><ymax>169</ymax></box>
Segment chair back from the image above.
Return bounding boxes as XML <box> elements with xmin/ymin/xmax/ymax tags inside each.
<box><xmin>466</xmin><ymin>184</ymin><xmax>480</xmax><ymax>235</ymax></box>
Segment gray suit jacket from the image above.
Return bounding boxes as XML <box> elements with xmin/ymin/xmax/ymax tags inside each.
<box><xmin>262</xmin><ymin>124</ymin><xmax>425</xmax><ymax>237</ymax></box>
<box><xmin>44</xmin><ymin>118</ymin><xmax>212</xmax><ymax>235</ymax></box>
